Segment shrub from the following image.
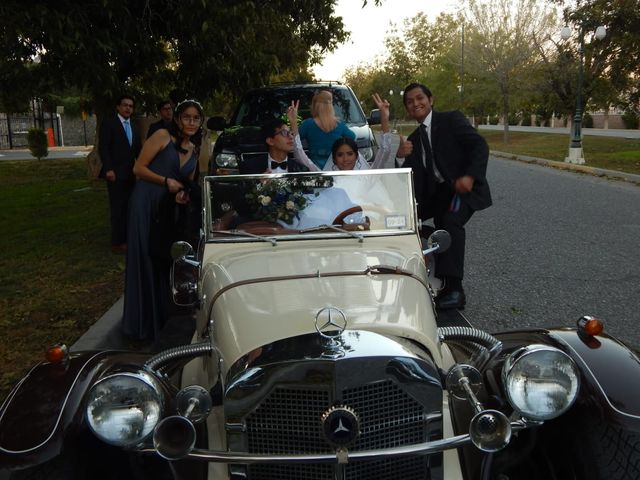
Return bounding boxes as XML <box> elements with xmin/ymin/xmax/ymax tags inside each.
<box><xmin>489</xmin><ymin>116</ymin><xmax>499</xmax><ymax>125</ymax></box>
<box><xmin>27</xmin><ymin>128</ymin><xmax>48</xmax><ymax>160</ymax></box>
<box><xmin>521</xmin><ymin>113</ymin><xmax>532</xmax><ymax>126</ymax></box>
<box><xmin>508</xmin><ymin>113</ymin><xmax>521</xmax><ymax>126</ymax></box>
<box><xmin>582</xmin><ymin>112</ymin><xmax>594</xmax><ymax>128</ymax></box>
<box><xmin>622</xmin><ymin>111</ymin><xmax>639</xmax><ymax>130</ymax></box>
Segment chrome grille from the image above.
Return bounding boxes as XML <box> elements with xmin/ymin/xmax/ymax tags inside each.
<box><xmin>346</xmin><ymin>457</ymin><xmax>428</xmax><ymax>480</ymax></box>
<box><xmin>245</xmin><ymin>380</ymin><xmax>433</xmax><ymax>480</ymax></box>
<box><xmin>343</xmin><ymin>380</ymin><xmax>426</xmax><ymax>450</ymax></box>
<box><xmin>247</xmin><ymin>387</ymin><xmax>331</xmax><ymax>454</ymax></box>
<box><xmin>248</xmin><ymin>463</ymin><xmax>333</xmax><ymax>480</ymax></box>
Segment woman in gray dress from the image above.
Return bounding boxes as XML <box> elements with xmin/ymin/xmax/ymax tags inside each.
<box><xmin>122</xmin><ymin>99</ymin><xmax>203</xmax><ymax>342</ymax></box>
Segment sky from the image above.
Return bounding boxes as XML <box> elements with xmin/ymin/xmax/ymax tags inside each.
<box><xmin>312</xmin><ymin>0</ymin><xmax>458</xmax><ymax>81</ymax></box>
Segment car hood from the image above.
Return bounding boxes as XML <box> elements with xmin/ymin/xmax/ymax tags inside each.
<box><xmin>199</xmin><ymin>236</ymin><xmax>440</xmax><ymax>369</ymax></box>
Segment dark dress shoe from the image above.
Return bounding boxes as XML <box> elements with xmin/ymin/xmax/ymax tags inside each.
<box><xmin>436</xmin><ymin>290</ymin><xmax>466</xmax><ymax>310</ymax></box>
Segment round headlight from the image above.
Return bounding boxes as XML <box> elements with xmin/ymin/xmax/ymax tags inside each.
<box><xmin>86</xmin><ymin>372</ymin><xmax>163</xmax><ymax>447</ymax></box>
<box><xmin>503</xmin><ymin>345</ymin><xmax>579</xmax><ymax>421</ymax></box>
<box><xmin>215</xmin><ymin>152</ymin><xmax>238</xmax><ymax>168</ymax></box>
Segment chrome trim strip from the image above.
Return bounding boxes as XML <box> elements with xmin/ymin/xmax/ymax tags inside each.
<box><xmin>0</xmin><ymin>351</ymin><xmax>107</xmax><ymax>454</ymax></box>
<box><xmin>139</xmin><ymin>423</ymin><xmax>526</xmax><ymax>464</ymax></box>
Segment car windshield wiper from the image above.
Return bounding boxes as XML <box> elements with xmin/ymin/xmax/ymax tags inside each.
<box><xmin>215</xmin><ymin>229</ymin><xmax>277</xmax><ymax>246</ymax></box>
<box><xmin>299</xmin><ymin>224</ymin><xmax>363</xmax><ymax>243</ymax></box>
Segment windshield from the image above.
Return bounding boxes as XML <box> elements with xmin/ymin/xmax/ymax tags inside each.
<box><xmin>205</xmin><ymin>169</ymin><xmax>416</xmax><ymax>242</ymax></box>
<box><xmin>231</xmin><ymin>87</ymin><xmax>367</xmax><ymax>127</ymax></box>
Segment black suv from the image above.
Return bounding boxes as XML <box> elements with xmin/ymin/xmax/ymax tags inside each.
<box><xmin>206</xmin><ymin>82</ymin><xmax>380</xmax><ymax>174</ymax></box>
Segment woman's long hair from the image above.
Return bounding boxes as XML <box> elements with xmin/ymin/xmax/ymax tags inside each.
<box><xmin>311</xmin><ymin>89</ymin><xmax>337</xmax><ymax>132</ymax></box>
<box><xmin>169</xmin><ymin>99</ymin><xmax>204</xmax><ymax>154</ymax></box>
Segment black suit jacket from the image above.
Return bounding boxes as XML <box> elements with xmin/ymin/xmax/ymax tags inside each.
<box><xmin>98</xmin><ymin>115</ymin><xmax>142</xmax><ymax>181</ymax></box>
<box><xmin>239</xmin><ymin>153</ymin><xmax>309</xmax><ymax>175</ymax></box>
<box><xmin>146</xmin><ymin>119</ymin><xmax>172</xmax><ymax>139</ymax></box>
<box><xmin>399</xmin><ymin>110</ymin><xmax>491</xmax><ymax>217</ymax></box>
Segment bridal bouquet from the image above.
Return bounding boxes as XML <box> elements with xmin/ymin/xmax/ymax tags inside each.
<box><xmin>245</xmin><ymin>178</ymin><xmax>316</xmax><ymax>224</ymax></box>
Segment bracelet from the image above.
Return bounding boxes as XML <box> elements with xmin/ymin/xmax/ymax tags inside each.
<box><xmin>164</xmin><ymin>177</ymin><xmax>168</xmax><ymax>189</ymax></box>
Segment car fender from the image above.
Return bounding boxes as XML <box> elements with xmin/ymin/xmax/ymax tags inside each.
<box><xmin>494</xmin><ymin>328</ymin><xmax>640</xmax><ymax>425</ymax></box>
<box><xmin>0</xmin><ymin>350</ymin><xmax>153</xmax><ymax>469</ymax></box>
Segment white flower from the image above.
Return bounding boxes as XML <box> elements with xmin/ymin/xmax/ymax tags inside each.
<box><xmin>260</xmin><ymin>195</ymin><xmax>272</xmax><ymax>206</ymax></box>
<box><xmin>286</xmin><ymin>200</ymin><xmax>295</xmax><ymax>210</ymax></box>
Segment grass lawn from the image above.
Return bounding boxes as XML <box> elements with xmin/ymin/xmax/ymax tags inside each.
<box><xmin>0</xmin><ymin>159</ymin><xmax>124</xmax><ymax>401</ymax></box>
<box><xmin>392</xmin><ymin>124</ymin><xmax>640</xmax><ymax>175</ymax></box>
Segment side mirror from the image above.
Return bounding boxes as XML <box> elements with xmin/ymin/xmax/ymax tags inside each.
<box><xmin>170</xmin><ymin>241</ymin><xmax>199</xmax><ymax>306</ymax></box>
<box><xmin>422</xmin><ymin>229</ymin><xmax>451</xmax><ymax>255</ymax></box>
<box><xmin>171</xmin><ymin>241</ymin><xmax>194</xmax><ymax>260</ymax></box>
<box><xmin>368</xmin><ymin>109</ymin><xmax>381</xmax><ymax>125</ymax></box>
<box><xmin>206</xmin><ymin>116</ymin><xmax>227</xmax><ymax>131</ymax></box>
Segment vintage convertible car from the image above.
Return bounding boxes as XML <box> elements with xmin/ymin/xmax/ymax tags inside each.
<box><xmin>2</xmin><ymin>169</ymin><xmax>640</xmax><ymax>480</ymax></box>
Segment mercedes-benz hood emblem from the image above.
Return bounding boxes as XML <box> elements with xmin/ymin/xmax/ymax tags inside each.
<box><xmin>315</xmin><ymin>307</ymin><xmax>348</xmax><ymax>338</ymax></box>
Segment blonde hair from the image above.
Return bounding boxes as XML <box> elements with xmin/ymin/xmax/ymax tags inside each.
<box><xmin>311</xmin><ymin>90</ymin><xmax>337</xmax><ymax>132</ymax></box>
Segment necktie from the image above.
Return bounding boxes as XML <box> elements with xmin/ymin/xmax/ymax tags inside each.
<box><xmin>418</xmin><ymin>124</ymin><xmax>437</xmax><ymax>193</ymax></box>
<box><xmin>271</xmin><ymin>160</ymin><xmax>287</xmax><ymax>170</ymax></box>
<box><xmin>418</xmin><ymin>124</ymin><xmax>433</xmax><ymax>170</ymax></box>
<box><xmin>123</xmin><ymin>120</ymin><xmax>132</xmax><ymax>146</ymax></box>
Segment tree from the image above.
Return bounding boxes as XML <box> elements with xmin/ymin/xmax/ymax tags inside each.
<box><xmin>462</xmin><ymin>0</ymin><xmax>558</xmax><ymax>142</ymax></box>
<box><xmin>0</xmin><ymin>0</ymin><xmax>356</xmax><ymax>174</ymax></box>
<box><xmin>548</xmin><ymin>0</ymin><xmax>640</xmax><ymax>115</ymax></box>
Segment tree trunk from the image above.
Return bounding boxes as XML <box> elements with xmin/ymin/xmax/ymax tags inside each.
<box><xmin>86</xmin><ymin>114</ymin><xmax>102</xmax><ymax>179</ymax></box>
<box><xmin>502</xmin><ymin>89</ymin><xmax>510</xmax><ymax>144</ymax></box>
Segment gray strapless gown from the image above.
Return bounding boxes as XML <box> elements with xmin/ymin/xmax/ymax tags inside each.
<box><xmin>122</xmin><ymin>141</ymin><xmax>197</xmax><ymax>341</ymax></box>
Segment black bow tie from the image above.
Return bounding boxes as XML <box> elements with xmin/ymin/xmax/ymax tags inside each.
<box><xmin>271</xmin><ymin>160</ymin><xmax>288</xmax><ymax>170</ymax></box>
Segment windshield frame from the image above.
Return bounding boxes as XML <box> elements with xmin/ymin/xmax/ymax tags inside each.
<box><xmin>203</xmin><ymin>169</ymin><xmax>417</xmax><ymax>243</ymax></box>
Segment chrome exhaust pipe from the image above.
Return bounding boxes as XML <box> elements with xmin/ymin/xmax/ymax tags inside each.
<box><xmin>153</xmin><ymin>415</ymin><xmax>197</xmax><ymax>460</ymax></box>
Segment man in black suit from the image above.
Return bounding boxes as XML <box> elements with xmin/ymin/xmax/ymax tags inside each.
<box><xmin>146</xmin><ymin>100</ymin><xmax>173</xmax><ymax>139</ymax></box>
<box><xmin>239</xmin><ymin>118</ymin><xmax>309</xmax><ymax>174</ymax></box>
<box><xmin>396</xmin><ymin>83</ymin><xmax>491</xmax><ymax>309</ymax></box>
<box><xmin>99</xmin><ymin>95</ymin><xmax>142</xmax><ymax>253</ymax></box>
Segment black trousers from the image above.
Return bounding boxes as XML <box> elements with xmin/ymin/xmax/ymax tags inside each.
<box><xmin>106</xmin><ymin>178</ymin><xmax>134</xmax><ymax>246</ymax></box>
<box><xmin>420</xmin><ymin>182</ymin><xmax>474</xmax><ymax>281</ymax></box>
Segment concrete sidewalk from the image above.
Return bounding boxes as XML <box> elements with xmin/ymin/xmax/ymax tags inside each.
<box><xmin>71</xmin><ymin>295</ymin><xmax>195</xmax><ymax>352</ymax></box>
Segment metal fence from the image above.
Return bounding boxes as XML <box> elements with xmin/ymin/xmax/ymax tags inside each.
<box><xmin>0</xmin><ymin>112</ymin><xmax>62</xmax><ymax>149</ymax></box>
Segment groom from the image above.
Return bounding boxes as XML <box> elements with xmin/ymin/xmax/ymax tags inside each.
<box><xmin>396</xmin><ymin>83</ymin><xmax>492</xmax><ymax>310</ymax></box>
<box><xmin>239</xmin><ymin>118</ymin><xmax>309</xmax><ymax>174</ymax></box>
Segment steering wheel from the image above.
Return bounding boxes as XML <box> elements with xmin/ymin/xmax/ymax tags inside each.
<box><xmin>332</xmin><ymin>206</ymin><xmax>363</xmax><ymax>225</ymax></box>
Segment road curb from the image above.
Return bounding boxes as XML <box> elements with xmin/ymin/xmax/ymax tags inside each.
<box><xmin>491</xmin><ymin>150</ymin><xmax>640</xmax><ymax>186</ymax></box>
<box><xmin>71</xmin><ymin>296</ymin><xmax>126</xmax><ymax>351</ymax></box>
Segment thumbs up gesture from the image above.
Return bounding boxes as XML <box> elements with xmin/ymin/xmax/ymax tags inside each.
<box><xmin>396</xmin><ymin>135</ymin><xmax>413</xmax><ymax>158</ymax></box>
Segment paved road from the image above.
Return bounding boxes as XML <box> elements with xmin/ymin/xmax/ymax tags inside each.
<box><xmin>463</xmin><ymin>156</ymin><xmax>640</xmax><ymax>349</ymax></box>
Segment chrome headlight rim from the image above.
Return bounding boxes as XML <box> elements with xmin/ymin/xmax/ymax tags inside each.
<box><xmin>86</xmin><ymin>370</ymin><xmax>165</xmax><ymax>447</ymax></box>
<box><xmin>503</xmin><ymin>344</ymin><xmax>580</xmax><ymax>421</ymax></box>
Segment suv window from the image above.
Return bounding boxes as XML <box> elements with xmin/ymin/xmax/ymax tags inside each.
<box><xmin>232</xmin><ymin>87</ymin><xmax>367</xmax><ymax>128</ymax></box>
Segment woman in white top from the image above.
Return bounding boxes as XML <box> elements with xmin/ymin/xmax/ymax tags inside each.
<box><xmin>288</xmin><ymin>93</ymin><xmax>393</xmax><ymax>171</ymax></box>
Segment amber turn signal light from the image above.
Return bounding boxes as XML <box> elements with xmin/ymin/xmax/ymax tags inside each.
<box><xmin>45</xmin><ymin>343</ymin><xmax>69</xmax><ymax>364</ymax></box>
<box><xmin>576</xmin><ymin>316</ymin><xmax>604</xmax><ymax>336</ymax></box>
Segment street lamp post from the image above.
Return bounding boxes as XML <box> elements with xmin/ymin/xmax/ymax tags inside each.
<box><xmin>560</xmin><ymin>24</ymin><xmax>606</xmax><ymax>164</ymax></box>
